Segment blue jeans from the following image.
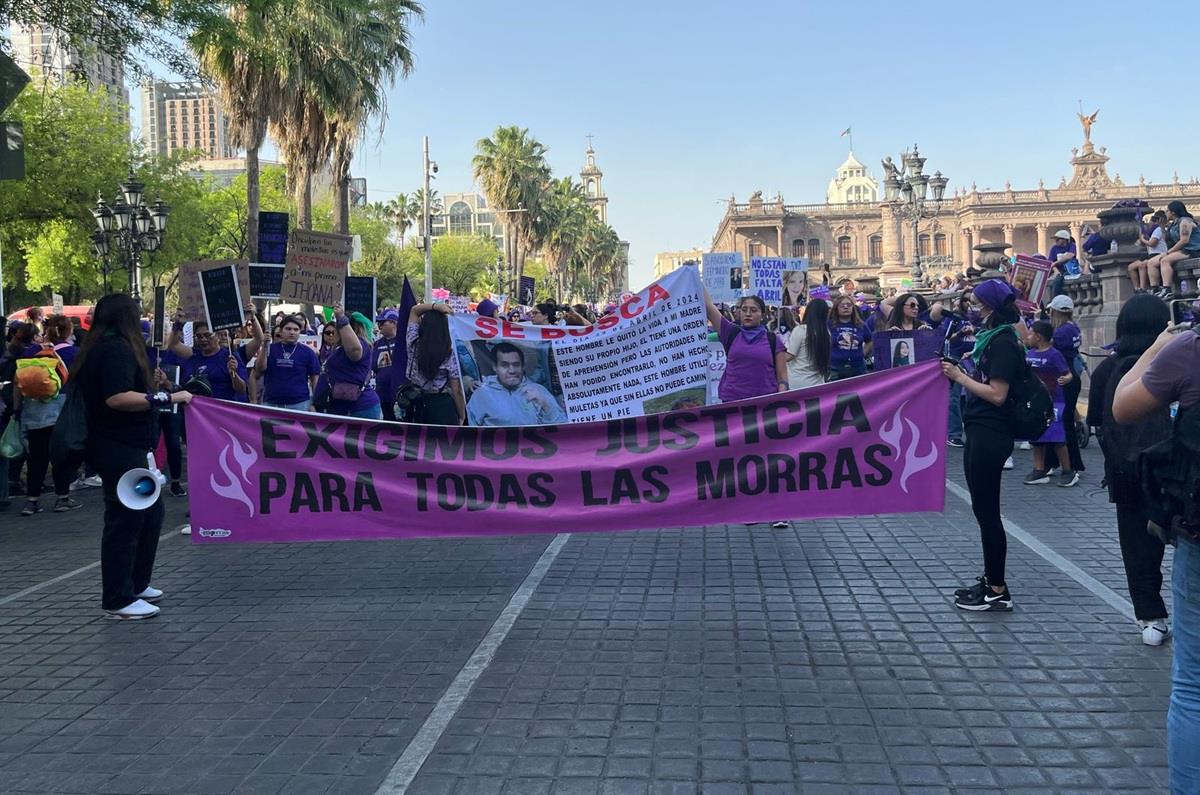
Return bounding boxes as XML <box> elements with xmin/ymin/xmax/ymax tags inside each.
<box><xmin>948</xmin><ymin>381</ymin><xmax>964</xmax><ymax>442</ymax></box>
<box><xmin>1171</xmin><ymin>539</ymin><xmax>1200</xmax><ymax>792</ymax></box>
<box><xmin>347</xmin><ymin>404</ymin><xmax>383</xmax><ymax>420</ymax></box>
<box><xmin>267</xmin><ymin>400</ymin><xmax>311</xmax><ymax>412</ymax></box>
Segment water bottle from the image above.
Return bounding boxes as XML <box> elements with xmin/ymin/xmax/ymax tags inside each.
<box><xmin>1182</xmin><ymin>280</ymin><xmax>1191</xmax><ymax>296</ymax></box>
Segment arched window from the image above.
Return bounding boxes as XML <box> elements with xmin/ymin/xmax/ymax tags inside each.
<box><xmin>448</xmin><ymin>201</ymin><xmax>473</xmax><ymax>235</ymax></box>
<box><xmin>837</xmin><ymin>236</ymin><xmax>852</xmax><ymax>261</ymax></box>
<box><xmin>934</xmin><ymin>233</ymin><xmax>948</xmax><ymax>256</ymax></box>
<box><xmin>586</xmin><ymin>179</ymin><xmax>597</xmax><ymax>197</ymax></box>
<box><xmin>807</xmin><ymin>239</ymin><xmax>821</xmax><ymax>260</ymax></box>
<box><xmin>792</xmin><ymin>238</ymin><xmax>805</xmax><ymax>257</ymax></box>
<box><xmin>918</xmin><ymin>234</ymin><xmax>931</xmax><ymax>258</ymax></box>
<box><xmin>868</xmin><ymin>235</ymin><xmax>883</xmax><ymax>265</ymax></box>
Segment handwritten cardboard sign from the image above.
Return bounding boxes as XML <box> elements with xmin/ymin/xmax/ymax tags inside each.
<box><xmin>178</xmin><ymin>260</ymin><xmax>250</xmax><ymax>322</ymax></box>
<box><xmin>281</xmin><ymin>229</ymin><xmax>353</xmax><ymax>306</ymax></box>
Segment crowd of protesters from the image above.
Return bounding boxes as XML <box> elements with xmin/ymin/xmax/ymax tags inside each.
<box><xmin>2</xmin><ymin>202</ymin><xmax>1198</xmax><ymax>789</ymax></box>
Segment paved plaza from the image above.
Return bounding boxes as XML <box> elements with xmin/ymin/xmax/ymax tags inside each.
<box><xmin>0</xmin><ymin>443</ymin><xmax>1173</xmax><ymax>794</ymax></box>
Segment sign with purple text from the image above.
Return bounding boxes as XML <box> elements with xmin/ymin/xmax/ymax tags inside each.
<box><xmin>185</xmin><ymin>361</ymin><xmax>948</xmax><ymax>543</ymax></box>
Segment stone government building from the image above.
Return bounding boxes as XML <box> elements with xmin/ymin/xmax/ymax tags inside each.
<box><xmin>709</xmin><ymin>124</ymin><xmax>1200</xmax><ymax>292</ymax></box>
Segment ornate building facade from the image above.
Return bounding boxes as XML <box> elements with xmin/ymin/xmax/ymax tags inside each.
<box><xmin>710</xmin><ymin>125</ymin><xmax>1200</xmax><ymax>290</ymax></box>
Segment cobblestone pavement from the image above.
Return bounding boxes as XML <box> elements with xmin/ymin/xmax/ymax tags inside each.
<box><xmin>0</xmin><ymin>443</ymin><xmax>1173</xmax><ymax>794</ymax></box>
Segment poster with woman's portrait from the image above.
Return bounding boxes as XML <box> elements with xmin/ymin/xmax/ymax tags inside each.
<box><xmin>872</xmin><ymin>329</ymin><xmax>942</xmax><ymax>369</ymax></box>
<box><xmin>781</xmin><ymin>269</ymin><xmax>808</xmax><ymax>307</ymax></box>
<box><xmin>1007</xmin><ymin>254</ymin><xmax>1053</xmax><ymax>311</ymax></box>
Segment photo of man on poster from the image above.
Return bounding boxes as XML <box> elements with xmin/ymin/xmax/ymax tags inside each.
<box><xmin>465</xmin><ymin>341</ymin><xmax>566</xmax><ymax>426</ymax></box>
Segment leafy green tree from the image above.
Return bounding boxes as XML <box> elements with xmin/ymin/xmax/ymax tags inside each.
<box><xmin>1</xmin><ymin>80</ymin><xmax>131</xmax><ymax>307</ymax></box>
<box><xmin>430</xmin><ymin>234</ymin><xmax>499</xmax><ymax>296</ymax></box>
<box><xmin>2</xmin><ymin>0</ymin><xmax>228</xmax><ymax>76</ymax></box>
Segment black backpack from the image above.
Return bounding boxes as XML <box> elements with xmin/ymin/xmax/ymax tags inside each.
<box><xmin>1140</xmin><ymin>394</ymin><xmax>1200</xmax><ymax>544</ymax></box>
<box><xmin>999</xmin><ymin>336</ymin><xmax>1054</xmax><ymax>440</ymax></box>
<box><xmin>1098</xmin><ymin>354</ymin><xmax>1173</xmax><ymax>504</ymax></box>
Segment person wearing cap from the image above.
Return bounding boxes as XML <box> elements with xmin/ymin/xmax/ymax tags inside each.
<box><xmin>373</xmin><ymin>309</ymin><xmax>401</xmax><ymax>421</ymax></box>
<box><xmin>940</xmin><ymin>279</ymin><xmax>1025</xmax><ymax>611</ymax></box>
<box><xmin>1048</xmin><ymin>229</ymin><xmax>1080</xmax><ymax>297</ymax></box>
<box><xmin>250</xmin><ymin>313</ymin><xmax>321</xmax><ymax>412</ymax></box>
<box><xmin>166</xmin><ymin>310</ymin><xmax>249</xmax><ymax>401</ymax></box>
<box><xmin>1048</xmin><ymin>294</ymin><xmax>1085</xmax><ymax>479</ymax></box>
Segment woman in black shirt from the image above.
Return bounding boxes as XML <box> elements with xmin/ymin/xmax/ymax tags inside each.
<box><xmin>940</xmin><ymin>279</ymin><xmax>1024</xmax><ymax>611</ymax></box>
<box><xmin>73</xmin><ymin>294</ymin><xmax>192</xmax><ymax>620</ymax></box>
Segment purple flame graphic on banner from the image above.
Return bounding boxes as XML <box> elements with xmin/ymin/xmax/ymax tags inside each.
<box><xmin>210</xmin><ymin>429</ymin><xmax>257</xmax><ymax>517</ymax></box>
<box><xmin>878</xmin><ymin>401</ymin><xmax>939</xmax><ymax>493</ymax></box>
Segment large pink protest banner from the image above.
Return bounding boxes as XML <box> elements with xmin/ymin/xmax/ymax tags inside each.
<box><xmin>185</xmin><ymin>361</ymin><xmax>948</xmax><ymax>543</ymax></box>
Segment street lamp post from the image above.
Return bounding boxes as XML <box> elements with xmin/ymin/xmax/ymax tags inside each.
<box><xmin>492</xmin><ymin>205</ymin><xmax>528</xmax><ymax>298</ymax></box>
<box><xmin>90</xmin><ymin>169</ymin><xmax>170</xmax><ymax>302</ymax></box>
<box><xmin>421</xmin><ymin>137</ymin><xmax>437</xmax><ymax>303</ymax></box>
<box><xmin>882</xmin><ymin>145</ymin><xmax>948</xmax><ymax>284</ymax></box>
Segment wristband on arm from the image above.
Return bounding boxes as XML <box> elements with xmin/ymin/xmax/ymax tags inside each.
<box><xmin>145</xmin><ymin>391</ymin><xmax>173</xmax><ymax>408</ymax></box>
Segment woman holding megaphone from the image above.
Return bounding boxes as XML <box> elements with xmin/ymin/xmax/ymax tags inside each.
<box><xmin>72</xmin><ymin>294</ymin><xmax>193</xmax><ymax>620</ymax></box>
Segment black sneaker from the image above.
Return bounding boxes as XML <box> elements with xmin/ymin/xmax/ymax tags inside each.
<box><xmin>955</xmin><ymin>583</ymin><xmax>1013</xmax><ymax>611</ymax></box>
<box><xmin>170</xmin><ymin>481</ymin><xmax>188</xmax><ymax>497</ymax></box>
<box><xmin>955</xmin><ymin>575</ymin><xmax>987</xmax><ymax>599</ymax></box>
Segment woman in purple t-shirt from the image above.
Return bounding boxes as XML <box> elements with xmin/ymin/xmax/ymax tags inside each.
<box><xmin>704</xmin><ymin>292</ymin><xmax>788</xmax><ymax>403</ymax></box>
<box><xmin>320</xmin><ymin>304</ymin><xmax>381</xmax><ymax>420</ymax></box>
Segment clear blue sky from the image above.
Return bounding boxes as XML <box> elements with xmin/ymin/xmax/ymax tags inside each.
<box><xmin>176</xmin><ymin>0</ymin><xmax>1200</xmax><ymax>288</ymax></box>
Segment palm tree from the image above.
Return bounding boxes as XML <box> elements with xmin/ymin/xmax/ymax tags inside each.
<box><xmin>576</xmin><ymin>219</ymin><xmax>620</xmax><ymax>300</ymax></box>
<box><xmin>539</xmin><ymin>177</ymin><xmax>590</xmax><ymax>299</ymax></box>
<box><xmin>472</xmin><ymin>126</ymin><xmax>550</xmax><ymax>286</ymax></box>
<box><xmin>410</xmin><ymin>187</ymin><xmax>442</xmax><ymax>246</ymax></box>
<box><xmin>269</xmin><ymin>0</ymin><xmax>421</xmax><ymax>231</ymax></box>
<box><xmin>191</xmin><ymin>3</ymin><xmax>276</xmax><ymax>259</ymax></box>
<box><xmin>327</xmin><ymin>0</ymin><xmax>422</xmax><ymax>235</ymax></box>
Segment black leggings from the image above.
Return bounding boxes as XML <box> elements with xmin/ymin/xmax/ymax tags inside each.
<box><xmin>1062</xmin><ymin>372</ymin><xmax>1084</xmax><ymax>472</ymax></box>
<box><xmin>24</xmin><ymin>425</ymin><xmax>72</xmax><ymax>499</ymax></box>
<box><xmin>414</xmin><ymin>393</ymin><xmax>459</xmax><ymax>426</ymax></box>
<box><xmin>964</xmin><ymin>422</ymin><xmax>1015</xmax><ymax>587</ymax></box>
<box><xmin>1116</xmin><ymin>502</ymin><xmax>1167</xmax><ymax>621</ymax></box>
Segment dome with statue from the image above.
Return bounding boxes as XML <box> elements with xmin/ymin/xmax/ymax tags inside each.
<box><xmin>826</xmin><ymin>151</ymin><xmax>879</xmax><ymax>204</ymax></box>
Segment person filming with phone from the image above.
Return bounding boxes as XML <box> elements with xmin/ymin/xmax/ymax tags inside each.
<box><xmin>1113</xmin><ymin>315</ymin><xmax>1200</xmax><ymax>791</ymax></box>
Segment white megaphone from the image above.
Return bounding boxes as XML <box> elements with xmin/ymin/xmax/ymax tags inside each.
<box><xmin>116</xmin><ymin>453</ymin><xmax>167</xmax><ymax>511</ymax></box>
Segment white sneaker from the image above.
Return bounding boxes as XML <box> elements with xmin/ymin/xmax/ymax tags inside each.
<box><xmin>83</xmin><ymin>475</ymin><xmax>103</xmax><ymax>488</ymax></box>
<box><xmin>136</xmin><ymin>586</ymin><xmax>163</xmax><ymax>603</ymax></box>
<box><xmin>104</xmin><ymin>599</ymin><xmax>160</xmax><ymax>620</ymax></box>
<box><xmin>770</xmin><ymin>521</ymin><xmax>789</xmax><ymax>529</ymax></box>
<box><xmin>69</xmin><ymin>477</ymin><xmax>89</xmax><ymax>492</ymax></box>
<box><xmin>179</xmin><ymin>524</ymin><xmax>192</xmax><ymax>535</ymax></box>
<box><xmin>1003</xmin><ymin>456</ymin><xmax>1015</xmax><ymax>470</ymax></box>
<box><xmin>1018</xmin><ymin>441</ymin><xmax>1031</xmax><ymax>450</ymax></box>
<box><xmin>1141</xmin><ymin>620</ymin><xmax>1171</xmax><ymax>646</ymax></box>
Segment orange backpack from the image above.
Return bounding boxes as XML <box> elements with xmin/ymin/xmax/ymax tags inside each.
<box><xmin>15</xmin><ymin>345</ymin><xmax>68</xmax><ymax>401</ymax></box>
